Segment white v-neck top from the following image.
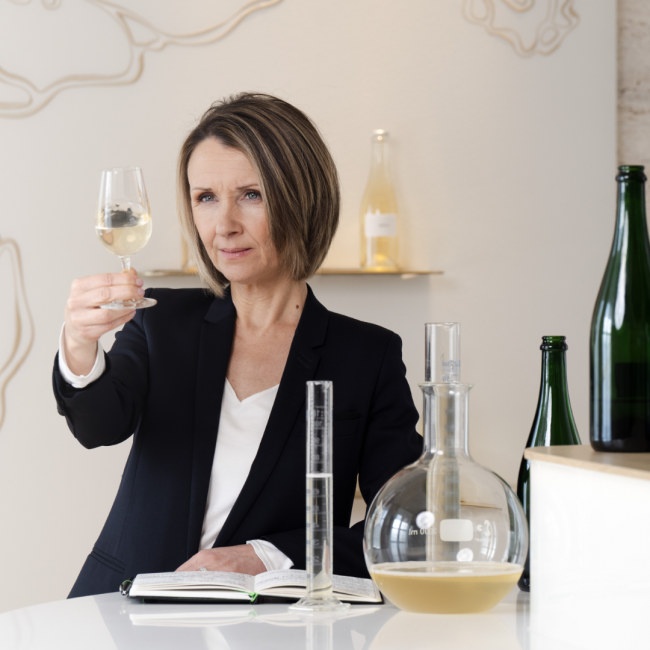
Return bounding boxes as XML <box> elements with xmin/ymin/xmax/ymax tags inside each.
<box><xmin>58</xmin><ymin>326</ymin><xmax>293</xmax><ymax>572</ymax></box>
<box><xmin>198</xmin><ymin>378</ymin><xmax>279</xmax><ymax>549</ymax></box>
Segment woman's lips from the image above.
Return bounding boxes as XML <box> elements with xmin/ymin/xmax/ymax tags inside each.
<box><xmin>219</xmin><ymin>248</ymin><xmax>253</xmax><ymax>260</ymax></box>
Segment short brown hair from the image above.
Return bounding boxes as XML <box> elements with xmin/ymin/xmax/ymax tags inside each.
<box><xmin>177</xmin><ymin>92</ymin><xmax>340</xmax><ymax>297</ymax></box>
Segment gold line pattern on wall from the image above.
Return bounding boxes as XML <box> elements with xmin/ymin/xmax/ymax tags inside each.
<box><xmin>0</xmin><ymin>236</ymin><xmax>34</xmax><ymax>432</ymax></box>
<box><xmin>462</xmin><ymin>0</ymin><xmax>579</xmax><ymax>58</ymax></box>
<box><xmin>0</xmin><ymin>0</ymin><xmax>284</xmax><ymax>118</ymax></box>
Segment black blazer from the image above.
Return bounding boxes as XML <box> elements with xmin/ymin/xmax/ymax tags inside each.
<box><xmin>53</xmin><ymin>286</ymin><xmax>422</xmax><ymax>598</ymax></box>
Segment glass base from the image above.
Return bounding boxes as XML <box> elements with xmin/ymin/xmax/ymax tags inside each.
<box><xmin>289</xmin><ymin>596</ymin><xmax>350</xmax><ymax>613</ymax></box>
<box><xmin>100</xmin><ymin>297</ymin><xmax>157</xmax><ymax>311</ymax></box>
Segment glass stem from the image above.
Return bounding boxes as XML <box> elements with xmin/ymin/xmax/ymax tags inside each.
<box><xmin>120</xmin><ymin>256</ymin><xmax>131</xmax><ymax>273</ymax></box>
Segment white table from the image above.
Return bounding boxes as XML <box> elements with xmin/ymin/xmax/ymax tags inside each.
<box><xmin>0</xmin><ymin>585</ymin><xmax>633</xmax><ymax>650</ymax></box>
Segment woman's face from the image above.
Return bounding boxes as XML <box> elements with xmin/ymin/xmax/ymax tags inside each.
<box><xmin>188</xmin><ymin>138</ymin><xmax>281</xmax><ymax>286</ymax></box>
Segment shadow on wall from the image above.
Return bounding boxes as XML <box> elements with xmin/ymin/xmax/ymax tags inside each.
<box><xmin>0</xmin><ymin>235</ymin><xmax>33</xmax><ymax>431</ymax></box>
<box><xmin>0</xmin><ymin>0</ymin><xmax>285</xmax><ymax>118</ymax></box>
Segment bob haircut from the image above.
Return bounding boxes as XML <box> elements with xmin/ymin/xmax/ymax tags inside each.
<box><xmin>177</xmin><ymin>92</ymin><xmax>340</xmax><ymax>297</ymax></box>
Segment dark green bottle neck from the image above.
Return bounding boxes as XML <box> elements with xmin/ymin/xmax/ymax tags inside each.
<box><xmin>538</xmin><ymin>350</ymin><xmax>569</xmax><ymax>405</ymax></box>
<box><xmin>530</xmin><ymin>337</ymin><xmax>580</xmax><ymax>447</ymax></box>
<box><xmin>613</xmin><ymin>168</ymin><xmax>650</xmax><ymax>253</ymax></box>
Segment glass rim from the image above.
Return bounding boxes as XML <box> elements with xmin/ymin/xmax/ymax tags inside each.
<box><xmin>100</xmin><ymin>166</ymin><xmax>143</xmax><ymax>174</ymax></box>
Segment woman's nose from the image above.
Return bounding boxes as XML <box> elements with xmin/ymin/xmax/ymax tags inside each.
<box><xmin>214</xmin><ymin>200</ymin><xmax>242</xmax><ymax>237</ymax></box>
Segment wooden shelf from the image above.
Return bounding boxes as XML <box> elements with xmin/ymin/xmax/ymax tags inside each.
<box><xmin>524</xmin><ymin>445</ymin><xmax>650</xmax><ymax>482</ymax></box>
<box><xmin>316</xmin><ymin>268</ymin><xmax>442</xmax><ymax>277</ymax></box>
<box><xmin>144</xmin><ymin>268</ymin><xmax>442</xmax><ymax>278</ymax></box>
<box><xmin>143</xmin><ymin>268</ymin><xmax>198</xmax><ymax>278</ymax></box>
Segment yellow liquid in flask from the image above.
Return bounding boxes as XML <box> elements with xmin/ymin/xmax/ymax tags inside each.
<box><xmin>370</xmin><ymin>561</ymin><xmax>522</xmax><ymax>614</ymax></box>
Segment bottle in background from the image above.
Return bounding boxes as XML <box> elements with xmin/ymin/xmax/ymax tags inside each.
<box><xmin>360</xmin><ymin>130</ymin><xmax>399</xmax><ymax>270</ymax></box>
<box><xmin>591</xmin><ymin>165</ymin><xmax>650</xmax><ymax>452</ymax></box>
<box><xmin>517</xmin><ymin>336</ymin><xmax>582</xmax><ymax>592</ymax></box>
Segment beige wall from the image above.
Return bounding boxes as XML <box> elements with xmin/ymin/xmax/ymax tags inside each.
<box><xmin>0</xmin><ymin>0</ymin><xmax>616</xmax><ymax>612</ymax></box>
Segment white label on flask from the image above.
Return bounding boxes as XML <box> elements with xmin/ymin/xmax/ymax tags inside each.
<box><xmin>365</xmin><ymin>211</ymin><xmax>397</xmax><ymax>238</ymax></box>
<box><xmin>440</xmin><ymin>519</ymin><xmax>474</xmax><ymax>542</ymax></box>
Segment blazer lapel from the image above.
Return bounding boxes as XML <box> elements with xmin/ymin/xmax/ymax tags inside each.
<box><xmin>214</xmin><ymin>286</ymin><xmax>329</xmax><ymax>547</ymax></box>
<box><xmin>187</xmin><ymin>291</ymin><xmax>236</xmax><ymax>558</ymax></box>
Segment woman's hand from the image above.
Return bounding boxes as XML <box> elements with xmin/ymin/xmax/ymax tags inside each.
<box><xmin>63</xmin><ymin>270</ymin><xmax>144</xmax><ymax>376</ymax></box>
<box><xmin>175</xmin><ymin>545</ymin><xmax>266</xmax><ymax>575</ymax></box>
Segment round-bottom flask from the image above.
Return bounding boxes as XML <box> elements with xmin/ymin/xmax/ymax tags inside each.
<box><xmin>364</xmin><ymin>383</ymin><xmax>528</xmax><ymax>614</ymax></box>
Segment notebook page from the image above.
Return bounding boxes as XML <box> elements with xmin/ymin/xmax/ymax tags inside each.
<box><xmin>253</xmin><ymin>569</ymin><xmax>307</xmax><ymax>592</ymax></box>
<box><xmin>132</xmin><ymin>571</ymin><xmax>254</xmax><ymax>592</ymax></box>
<box><xmin>332</xmin><ymin>574</ymin><xmax>381</xmax><ymax>599</ymax></box>
<box><xmin>254</xmin><ymin>570</ymin><xmax>379</xmax><ymax>599</ymax></box>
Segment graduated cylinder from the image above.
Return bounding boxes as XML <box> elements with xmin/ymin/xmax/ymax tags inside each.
<box><xmin>290</xmin><ymin>381</ymin><xmax>348</xmax><ymax>613</ymax></box>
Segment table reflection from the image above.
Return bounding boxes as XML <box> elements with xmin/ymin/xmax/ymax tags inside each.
<box><xmin>369</xmin><ymin>610</ymin><xmax>521</xmax><ymax>650</ymax></box>
<box><xmin>116</xmin><ymin>596</ymin><xmax>526</xmax><ymax>650</ymax></box>
<box><xmin>9</xmin><ymin>587</ymin><xmax>634</xmax><ymax>650</ymax></box>
<box><xmin>121</xmin><ymin>601</ymin><xmax>392</xmax><ymax>650</ymax></box>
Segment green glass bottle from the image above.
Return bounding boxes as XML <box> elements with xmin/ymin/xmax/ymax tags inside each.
<box><xmin>591</xmin><ymin>166</ymin><xmax>650</xmax><ymax>452</ymax></box>
<box><xmin>517</xmin><ymin>336</ymin><xmax>582</xmax><ymax>592</ymax></box>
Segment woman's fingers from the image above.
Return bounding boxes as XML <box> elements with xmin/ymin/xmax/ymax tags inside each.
<box><xmin>176</xmin><ymin>549</ymin><xmax>215</xmax><ymax>572</ymax></box>
<box><xmin>83</xmin><ymin>311</ymin><xmax>136</xmax><ymax>337</ymax></box>
<box><xmin>174</xmin><ymin>546</ymin><xmax>266</xmax><ymax>575</ymax></box>
<box><xmin>64</xmin><ymin>271</ymin><xmax>144</xmax><ymax>348</ymax></box>
<box><xmin>77</xmin><ymin>283</ymin><xmax>145</xmax><ymax>308</ymax></box>
<box><xmin>68</xmin><ymin>299</ymin><xmax>131</xmax><ymax>325</ymax></box>
<box><xmin>70</xmin><ymin>271</ymin><xmax>143</xmax><ymax>297</ymax></box>
<box><xmin>70</xmin><ymin>306</ymin><xmax>136</xmax><ymax>331</ymax></box>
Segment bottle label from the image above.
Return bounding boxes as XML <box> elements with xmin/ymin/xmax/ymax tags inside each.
<box><xmin>365</xmin><ymin>211</ymin><xmax>397</xmax><ymax>238</ymax></box>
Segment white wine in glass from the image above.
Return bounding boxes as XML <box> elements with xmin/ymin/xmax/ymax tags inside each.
<box><xmin>96</xmin><ymin>167</ymin><xmax>156</xmax><ymax>310</ymax></box>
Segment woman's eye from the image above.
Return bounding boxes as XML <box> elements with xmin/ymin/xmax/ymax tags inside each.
<box><xmin>198</xmin><ymin>193</ymin><xmax>215</xmax><ymax>203</ymax></box>
<box><xmin>244</xmin><ymin>190</ymin><xmax>261</xmax><ymax>201</ymax></box>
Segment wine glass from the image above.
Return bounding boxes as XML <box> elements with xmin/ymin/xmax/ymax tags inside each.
<box><xmin>96</xmin><ymin>167</ymin><xmax>157</xmax><ymax>310</ymax></box>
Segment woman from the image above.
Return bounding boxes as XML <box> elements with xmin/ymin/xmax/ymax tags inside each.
<box><xmin>53</xmin><ymin>93</ymin><xmax>422</xmax><ymax>598</ymax></box>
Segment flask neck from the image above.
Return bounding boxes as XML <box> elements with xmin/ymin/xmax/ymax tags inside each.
<box><xmin>613</xmin><ymin>167</ymin><xmax>650</xmax><ymax>255</ymax></box>
<box><xmin>422</xmin><ymin>383</ymin><xmax>471</xmax><ymax>458</ymax></box>
<box><xmin>425</xmin><ymin>322</ymin><xmax>461</xmax><ymax>383</ymax></box>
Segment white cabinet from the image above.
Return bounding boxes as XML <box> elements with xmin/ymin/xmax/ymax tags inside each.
<box><xmin>525</xmin><ymin>446</ymin><xmax>650</xmax><ymax>650</ymax></box>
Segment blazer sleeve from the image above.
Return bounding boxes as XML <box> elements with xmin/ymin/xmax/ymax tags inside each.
<box><xmin>262</xmin><ymin>332</ymin><xmax>422</xmax><ymax>578</ymax></box>
<box><xmin>52</xmin><ymin>295</ymin><xmax>151</xmax><ymax>450</ymax></box>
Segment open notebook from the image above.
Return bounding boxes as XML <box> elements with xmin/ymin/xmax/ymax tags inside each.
<box><xmin>126</xmin><ymin>569</ymin><xmax>382</xmax><ymax>604</ymax></box>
